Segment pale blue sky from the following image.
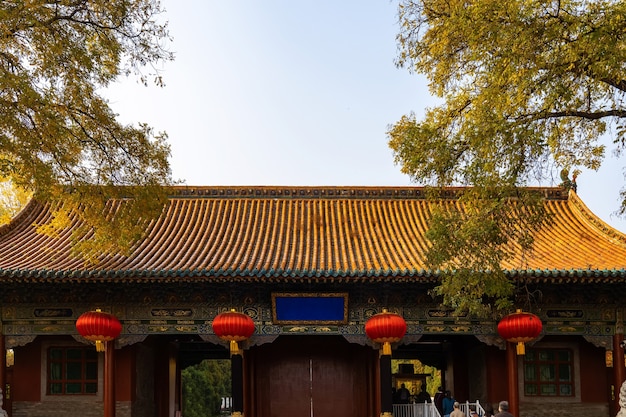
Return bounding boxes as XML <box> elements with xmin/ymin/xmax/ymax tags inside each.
<box><xmin>106</xmin><ymin>0</ymin><xmax>626</xmax><ymax>232</ymax></box>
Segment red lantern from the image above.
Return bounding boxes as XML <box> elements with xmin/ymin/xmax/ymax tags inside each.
<box><xmin>76</xmin><ymin>309</ymin><xmax>122</xmax><ymax>352</ymax></box>
<box><xmin>497</xmin><ymin>309</ymin><xmax>542</xmax><ymax>355</ymax></box>
<box><xmin>212</xmin><ymin>309</ymin><xmax>255</xmax><ymax>355</ymax></box>
<box><xmin>365</xmin><ymin>309</ymin><xmax>407</xmax><ymax>355</ymax></box>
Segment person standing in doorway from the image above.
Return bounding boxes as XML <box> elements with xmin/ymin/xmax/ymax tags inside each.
<box><xmin>434</xmin><ymin>386</ymin><xmax>445</xmax><ymax>414</ymax></box>
<box><xmin>415</xmin><ymin>385</ymin><xmax>432</xmax><ymax>403</ymax></box>
<box><xmin>442</xmin><ymin>390</ymin><xmax>455</xmax><ymax>417</ymax></box>
<box><xmin>397</xmin><ymin>383</ymin><xmax>411</xmax><ymax>404</ymax></box>
<box><xmin>494</xmin><ymin>400</ymin><xmax>514</xmax><ymax>417</ymax></box>
<box><xmin>450</xmin><ymin>401</ymin><xmax>464</xmax><ymax>417</ymax></box>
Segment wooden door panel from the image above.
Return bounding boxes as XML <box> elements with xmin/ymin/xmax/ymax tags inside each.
<box><xmin>254</xmin><ymin>349</ymin><xmax>310</xmax><ymax>416</ymax></box>
<box><xmin>312</xmin><ymin>352</ymin><xmax>352</xmax><ymax>416</ymax></box>
<box><xmin>312</xmin><ymin>343</ymin><xmax>369</xmax><ymax>416</ymax></box>
<box><xmin>251</xmin><ymin>336</ymin><xmax>371</xmax><ymax>417</ymax></box>
<box><xmin>269</xmin><ymin>356</ymin><xmax>311</xmax><ymax>416</ymax></box>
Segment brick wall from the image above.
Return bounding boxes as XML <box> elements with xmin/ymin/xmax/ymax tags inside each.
<box><xmin>12</xmin><ymin>400</ymin><xmax>132</xmax><ymax>417</ymax></box>
<box><xmin>521</xmin><ymin>401</ymin><xmax>609</xmax><ymax>417</ymax></box>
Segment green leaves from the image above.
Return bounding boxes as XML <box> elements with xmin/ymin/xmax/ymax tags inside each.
<box><xmin>0</xmin><ymin>0</ymin><xmax>174</xmax><ymax>260</ymax></box>
<box><xmin>390</xmin><ymin>0</ymin><xmax>626</xmax><ymax>314</ymax></box>
<box><xmin>0</xmin><ymin>179</ymin><xmax>31</xmax><ymax>224</ymax></box>
<box><xmin>182</xmin><ymin>360</ymin><xmax>231</xmax><ymax>417</ymax></box>
<box><xmin>422</xmin><ymin>187</ymin><xmax>547</xmax><ymax>316</ymax></box>
<box><xmin>394</xmin><ymin>0</ymin><xmax>625</xmax><ymax>178</ymax></box>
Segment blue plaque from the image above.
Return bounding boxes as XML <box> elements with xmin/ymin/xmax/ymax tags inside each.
<box><xmin>272</xmin><ymin>293</ymin><xmax>348</xmax><ymax>324</ymax></box>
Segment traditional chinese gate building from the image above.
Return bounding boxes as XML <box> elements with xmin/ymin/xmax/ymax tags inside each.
<box><xmin>0</xmin><ymin>186</ymin><xmax>625</xmax><ymax>417</ymax></box>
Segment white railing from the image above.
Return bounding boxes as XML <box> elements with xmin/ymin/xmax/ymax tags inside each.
<box><xmin>393</xmin><ymin>400</ymin><xmax>485</xmax><ymax>417</ymax></box>
<box><xmin>393</xmin><ymin>402</ymin><xmax>441</xmax><ymax>417</ymax></box>
<box><xmin>220</xmin><ymin>396</ymin><xmax>232</xmax><ymax>412</ymax></box>
<box><xmin>459</xmin><ymin>400</ymin><xmax>486</xmax><ymax>417</ymax></box>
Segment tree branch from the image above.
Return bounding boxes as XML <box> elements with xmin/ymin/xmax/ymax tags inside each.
<box><xmin>527</xmin><ymin>109</ymin><xmax>626</xmax><ymax>121</ymax></box>
<box><xmin>600</xmin><ymin>77</ymin><xmax>626</xmax><ymax>93</ymax></box>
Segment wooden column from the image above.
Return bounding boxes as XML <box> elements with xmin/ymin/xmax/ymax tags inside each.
<box><xmin>0</xmin><ymin>332</ymin><xmax>6</xmax><ymax>417</ymax></box>
<box><xmin>505</xmin><ymin>342</ymin><xmax>519</xmax><ymax>417</ymax></box>
<box><xmin>232</xmin><ymin>353</ymin><xmax>244</xmax><ymax>416</ymax></box>
<box><xmin>104</xmin><ymin>341</ymin><xmax>116</xmax><ymax>417</ymax></box>
<box><xmin>0</xmin><ymin>333</ymin><xmax>5</xmax><ymax>400</ymax></box>
<box><xmin>379</xmin><ymin>353</ymin><xmax>392</xmax><ymax>417</ymax></box>
<box><xmin>613</xmin><ymin>309</ymin><xmax>625</xmax><ymax>416</ymax></box>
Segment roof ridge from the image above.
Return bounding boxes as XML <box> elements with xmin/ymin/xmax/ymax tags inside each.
<box><xmin>0</xmin><ymin>198</ymin><xmax>46</xmax><ymax>238</ymax></box>
<box><xmin>170</xmin><ymin>185</ymin><xmax>571</xmax><ymax>200</ymax></box>
<box><xmin>568</xmin><ymin>190</ymin><xmax>626</xmax><ymax>247</ymax></box>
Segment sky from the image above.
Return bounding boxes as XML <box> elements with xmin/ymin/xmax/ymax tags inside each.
<box><xmin>105</xmin><ymin>0</ymin><xmax>626</xmax><ymax>233</ymax></box>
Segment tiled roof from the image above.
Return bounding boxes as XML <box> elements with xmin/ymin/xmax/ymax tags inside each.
<box><xmin>0</xmin><ymin>186</ymin><xmax>625</xmax><ymax>283</ymax></box>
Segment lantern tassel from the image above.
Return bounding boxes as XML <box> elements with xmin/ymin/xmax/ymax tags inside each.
<box><xmin>382</xmin><ymin>341</ymin><xmax>392</xmax><ymax>356</ymax></box>
<box><xmin>96</xmin><ymin>340</ymin><xmax>105</xmax><ymax>352</ymax></box>
<box><xmin>230</xmin><ymin>340</ymin><xmax>241</xmax><ymax>356</ymax></box>
<box><xmin>516</xmin><ymin>342</ymin><xmax>525</xmax><ymax>355</ymax></box>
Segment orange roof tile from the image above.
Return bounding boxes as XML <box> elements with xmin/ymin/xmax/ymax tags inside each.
<box><xmin>0</xmin><ymin>186</ymin><xmax>625</xmax><ymax>283</ymax></box>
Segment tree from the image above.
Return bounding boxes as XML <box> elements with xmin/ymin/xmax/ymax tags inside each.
<box><xmin>182</xmin><ymin>360</ymin><xmax>231</xmax><ymax>417</ymax></box>
<box><xmin>0</xmin><ymin>179</ymin><xmax>31</xmax><ymax>224</ymax></box>
<box><xmin>0</xmin><ymin>0</ymin><xmax>174</xmax><ymax>260</ymax></box>
<box><xmin>392</xmin><ymin>359</ymin><xmax>441</xmax><ymax>398</ymax></box>
<box><xmin>388</xmin><ymin>0</ymin><xmax>626</xmax><ymax>315</ymax></box>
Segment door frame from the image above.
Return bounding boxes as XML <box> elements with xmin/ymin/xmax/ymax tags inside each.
<box><xmin>244</xmin><ymin>335</ymin><xmax>379</xmax><ymax>417</ymax></box>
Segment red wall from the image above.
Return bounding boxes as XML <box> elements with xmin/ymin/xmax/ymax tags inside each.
<box><xmin>579</xmin><ymin>340</ymin><xmax>608</xmax><ymax>402</ymax></box>
<box><xmin>12</xmin><ymin>338</ymin><xmax>41</xmax><ymax>401</ymax></box>
<box><xmin>485</xmin><ymin>345</ymin><xmax>508</xmax><ymax>404</ymax></box>
<box><xmin>11</xmin><ymin>336</ymin><xmax>138</xmax><ymax>403</ymax></box>
<box><xmin>484</xmin><ymin>336</ymin><xmax>609</xmax><ymax>405</ymax></box>
<box><xmin>115</xmin><ymin>344</ymin><xmax>136</xmax><ymax>402</ymax></box>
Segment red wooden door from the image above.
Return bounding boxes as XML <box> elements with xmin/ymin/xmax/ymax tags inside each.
<box><xmin>250</xmin><ymin>336</ymin><xmax>374</xmax><ymax>417</ymax></box>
